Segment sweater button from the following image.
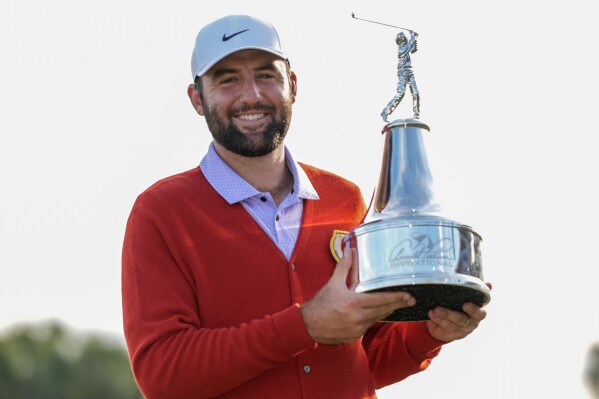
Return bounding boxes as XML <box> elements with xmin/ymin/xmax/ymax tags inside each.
<box><xmin>291</xmin><ymin>264</ymin><xmax>296</xmax><ymax>271</ymax></box>
<box><xmin>303</xmin><ymin>364</ymin><xmax>311</xmax><ymax>374</ymax></box>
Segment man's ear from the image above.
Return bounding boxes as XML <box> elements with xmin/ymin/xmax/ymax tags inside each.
<box><xmin>290</xmin><ymin>72</ymin><xmax>297</xmax><ymax>103</ymax></box>
<box><xmin>187</xmin><ymin>83</ymin><xmax>205</xmax><ymax>116</ymax></box>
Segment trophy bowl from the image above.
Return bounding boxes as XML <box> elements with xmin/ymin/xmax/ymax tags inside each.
<box><xmin>343</xmin><ymin>214</ymin><xmax>490</xmax><ymax>322</ymax></box>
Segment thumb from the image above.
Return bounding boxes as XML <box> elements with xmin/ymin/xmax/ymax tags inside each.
<box><xmin>348</xmin><ymin>248</ymin><xmax>359</xmax><ymax>290</ymax></box>
<box><xmin>332</xmin><ymin>247</ymin><xmax>353</xmax><ymax>285</ymax></box>
<box><xmin>334</xmin><ymin>247</ymin><xmax>360</xmax><ymax>290</ymax></box>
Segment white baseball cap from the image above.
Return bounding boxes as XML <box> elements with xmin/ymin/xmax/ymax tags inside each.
<box><xmin>191</xmin><ymin>15</ymin><xmax>287</xmax><ymax>79</ymax></box>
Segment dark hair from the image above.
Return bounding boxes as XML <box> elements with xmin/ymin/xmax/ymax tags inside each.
<box><xmin>193</xmin><ymin>75</ymin><xmax>203</xmax><ymax>93</ymax></box>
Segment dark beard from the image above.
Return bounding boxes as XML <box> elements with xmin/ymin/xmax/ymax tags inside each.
<box><xmin>204</xmin><ymin>102</ymin><xmax>292</xmax><ymax>157</ymax></box>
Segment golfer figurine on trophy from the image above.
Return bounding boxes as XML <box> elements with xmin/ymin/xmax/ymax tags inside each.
<box><xmin>347</xmin><ymin>13</ymin><xmax>491</xmax><ymax>322</ymax></box>
<box><xmin>381</xmin><ymin>30</ymin><xmax>420</xmax><ymax>122</ymax></box>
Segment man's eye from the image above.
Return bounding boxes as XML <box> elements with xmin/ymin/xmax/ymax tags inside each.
<box><xmin>219</xmin><ymin>77</ymin><xmax>237</xmax><ymax>84</ymax></box>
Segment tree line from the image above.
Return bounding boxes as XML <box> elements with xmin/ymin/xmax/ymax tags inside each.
<box><xmin>0</xmin><ymin>320</ymin><xmax>143</xmax><ymax>399</ymax></box>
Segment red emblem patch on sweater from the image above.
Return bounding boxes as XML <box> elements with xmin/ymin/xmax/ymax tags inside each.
<box><xmin>329</xmin><ymin>230</ymin><xmax>348</xmax><ymax>262</ymax></box>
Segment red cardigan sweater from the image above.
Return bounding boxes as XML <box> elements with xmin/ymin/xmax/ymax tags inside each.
<box><xmin>122</xmin><ymin>165</ymin><xmax>442</xmax><ymax>399</ymax></box>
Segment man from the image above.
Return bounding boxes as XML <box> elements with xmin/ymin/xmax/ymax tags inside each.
<box><xmin>381</xmin><ymin>30</ymin><xmax>420</xmax><ymax>122</ymax></box>
<box><xmin>122</xmin><ymin>15</ymin><xmax>488</xmax><ymax>399</ymax></box>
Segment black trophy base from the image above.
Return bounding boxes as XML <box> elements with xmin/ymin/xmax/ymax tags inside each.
<box><xmin>370</xmin><ymin>284</ymin><xmax>489</xmax><ymax>322</ymax></box>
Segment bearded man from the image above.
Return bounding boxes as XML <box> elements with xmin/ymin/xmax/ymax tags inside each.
<box><xmin>121</xmin><ymin>15</ymin><xmax>488</xmax><ymax>399</ymax></box>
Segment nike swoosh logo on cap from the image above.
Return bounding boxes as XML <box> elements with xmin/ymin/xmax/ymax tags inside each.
<box><xmin>222</xmin><ymin>29</ymin><xmax>250</xmax><ymax>41</ymax></box>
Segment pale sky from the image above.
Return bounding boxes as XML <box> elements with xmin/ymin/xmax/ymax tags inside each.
<box><xmin>1</xmin><ymin>1</ymin><xmax>598</xmax><ymax>398</ymax></box>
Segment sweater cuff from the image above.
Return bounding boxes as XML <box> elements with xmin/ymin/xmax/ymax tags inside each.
<box><xmin>272</xmin><ymin>304</ymin><xmax>318</xmax><ymax>357</ymax></box>
<box><xmin>408</xmin><ymin>321</ymin><xmax>444</xmax><ymax>357</ymax></box>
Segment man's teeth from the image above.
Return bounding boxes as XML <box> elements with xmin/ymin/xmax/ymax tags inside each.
<box><xmin>238</xmin><ymin>113</ymin><xmax>266</xmax><ymax>121</ymax></box>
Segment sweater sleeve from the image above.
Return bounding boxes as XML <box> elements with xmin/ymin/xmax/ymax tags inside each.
<box><xmin>362</xmin><ymin>321</ymin><xmax>444</xmax><ymax>389</ymax></box>
<box><xmin>121</xmin><ymin>200</ymin><xmax>316</xmax><ymax>399</ymax></box>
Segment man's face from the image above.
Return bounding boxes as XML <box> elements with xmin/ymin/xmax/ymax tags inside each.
<box><xmin>197</xmin><ymin>50</ymin><xmax>296</xmax><ymax>157</ymax></box>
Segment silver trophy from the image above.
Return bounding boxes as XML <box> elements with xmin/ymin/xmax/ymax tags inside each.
<box><xmin>346</xmin><ymin>14</ymin><xmax>491</xmax><ymax>321</ymax></box>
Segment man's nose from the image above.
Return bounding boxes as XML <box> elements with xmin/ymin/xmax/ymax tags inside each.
<box><xmin>239</xmin><ymin>78</ymin><xmax>262</xmax><ymax>103</ymax></box>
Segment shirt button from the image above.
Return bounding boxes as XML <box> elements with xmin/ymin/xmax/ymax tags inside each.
<box><xmin>303</xmin><ymin>365</ymin><xmax>311</xmax><ymax>374</ymax></box>
<box><xmin>260</xmin><ymin>196</ymin><xmax>267</xmax><ymax>202</ymax></box>
<box><xmin>275</xmin><ymin>215</ymin><xmax>280</xmax><ymax>221</ymax></box>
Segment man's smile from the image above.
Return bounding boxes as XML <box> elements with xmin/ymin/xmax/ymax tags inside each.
<box><xmin>235</xmin><ymin>112</ymin><xmax>269</xmax><ymax>121</ymax></box>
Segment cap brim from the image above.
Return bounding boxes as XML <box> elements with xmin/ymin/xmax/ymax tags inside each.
<box><xmin>195</xmin><ymin>47</ymin><xmax>286</xmax><ymax>78</ymax></box>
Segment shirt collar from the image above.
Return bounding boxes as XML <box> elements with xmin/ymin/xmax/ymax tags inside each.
<box><xmin>200</xmin><ymin>142</ymin><xmax>319</xmax><ymax>205</ymax></box>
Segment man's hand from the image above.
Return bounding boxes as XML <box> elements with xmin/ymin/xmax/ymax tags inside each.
<box><xmin>425</xmin><ymin>283</ymin><xmax>492</xmax><ymax>343</ymax></box>
<box><xmin>300</xmin><ymin>247</ymin><xmax>416</xmax><ymax>345</ymax></box>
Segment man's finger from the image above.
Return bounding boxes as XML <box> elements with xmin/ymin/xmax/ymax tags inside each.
<box><xmin>358</xmin><ymin>291</ymin><xmax>415</xmax><ymax>309</ymax></box>
<box><xmin>463</xmin><ymin>303</ymin><xmax>487</xmax><ymax>323</ymax></box>
<box><xmin>348</xmin><ymin>248</ymin><xmax>360</xmax><ymax>290</ymax></box>
<box><xmin>332</xmin><ymin>247</ymin><xmax>353</xmax><ymax>284</ymax></box>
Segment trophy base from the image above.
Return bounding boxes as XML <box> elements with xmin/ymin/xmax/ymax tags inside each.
<box><xmin>369</xmin><ymin>283</ymin><xmax>489</xmax><ymax>322</ymax></box>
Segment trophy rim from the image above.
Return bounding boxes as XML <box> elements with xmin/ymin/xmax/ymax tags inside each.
<box><xmin>383</xmin><ymin>118</ymin><xmax>430</xmax><ymax>133</ymax></box>
<box><xmin>345</xmin><ymin>215</ymin><xmax>480</xmax><ymax>240</ymax></box>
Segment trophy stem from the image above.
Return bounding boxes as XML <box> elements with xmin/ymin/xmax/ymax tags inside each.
<box><xmin>367</xmin><ymin>119</ymin><xmax>440</xmax><ymax>223</ymax></box>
